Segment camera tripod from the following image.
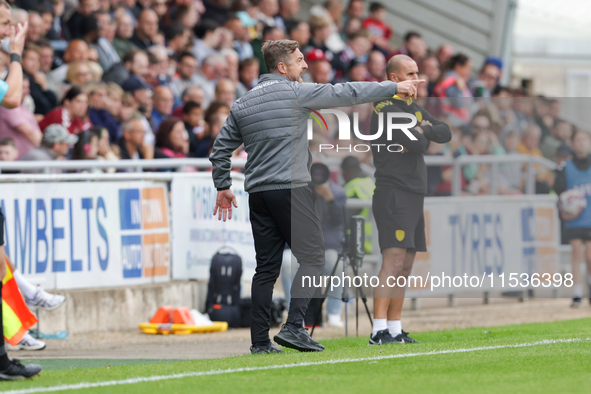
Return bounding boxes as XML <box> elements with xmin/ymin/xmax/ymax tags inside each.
<box><xmin>310</xmin><ymin>238</ymin><xmax>373</xmax><ymax>338</ymax></box>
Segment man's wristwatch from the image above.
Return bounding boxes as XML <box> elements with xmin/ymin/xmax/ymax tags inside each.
<box><xmin>9</xmin><ymin>53</ymin><xmax>21</xmax><ymax>64</ymax></box>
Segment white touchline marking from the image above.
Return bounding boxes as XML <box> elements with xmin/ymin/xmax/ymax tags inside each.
<box><xmin>4</xmin><ymin>338</ymin><xmax>589</xmax><ymax>394</ymax></box>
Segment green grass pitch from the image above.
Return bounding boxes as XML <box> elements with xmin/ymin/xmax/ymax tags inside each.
<box><xmin>3</xmin><ymin>318</ymin><xmax>591</xmax><ymax>394</ymax></box>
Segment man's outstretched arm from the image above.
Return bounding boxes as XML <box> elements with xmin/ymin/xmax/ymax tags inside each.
<box><xmin>293</xmin><ymin>80</ymin><xmax>424</xmax><ymax>109</ymax></box>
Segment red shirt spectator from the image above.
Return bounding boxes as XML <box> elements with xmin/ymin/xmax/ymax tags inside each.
<box><xmin>38</xmin><ymin>86</ymin><xmax>93</xmax><ymax>134</ymax></box>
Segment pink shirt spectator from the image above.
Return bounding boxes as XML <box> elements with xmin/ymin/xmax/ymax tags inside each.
<box><xmin>0</xmin><ymin>104</ymin><xmax>40</xmax><ymax>159</ymax></box>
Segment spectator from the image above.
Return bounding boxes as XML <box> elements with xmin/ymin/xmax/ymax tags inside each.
<box><xmin>71</xmin><ymin>128</ymin><xmax>99</xmax><ymax>161</ymax></box>
<box><xmin>347</xmin><ymin>57</ymin><xmax>368</xmax><ymax>82</ymax></box>
<box><xmin>200</xmin><ymin>0</ymin><xmax>230</xmax><ymax>26</ymax></box>
<box><xmin>214</xmin><ymin>78</ymin><xmax>236</xmax><ymax>107</ymax></box>
<box><xmin>105</xmin><ymin>82</ymin><xmax>123</xmax><ymax>122</ymax></box>
<box><xmin>131</xmin><ymin>9</ymin><xmax>160</xmax><ymax>50</ymax></box>
<box><xmin>336</xmin><ymin>29</ymin><xmax>371</xmax><ymax>78</ymax></box>
<box><xmin>517</xmin><ymin>123</ymin><xmax>553</xmax><ymax>193</ymax></box>
<box><xmin>171</xmin><ymin>86</ymin><xmax>205</xmax><ymax>117</ymax></box>
<box><xmin>151</xmin><ymin>85</ymin><xmax>174</xmax><ymax>132</ymax></box>
<box><xmin>251</xmin><ymin>25</ymin><xmax>285</xmax><ymax>74</ymax></box>
<box><xmin>362</xmin><ymin>2</ymin><xmax>392</xmax><ymax>53</ymax></box>
<box><xmin>0</xmin><ymin>78</ymin><xmax>42</xmax><ymax>159</ymax></box>
<box><xmin>37</xmin><ymin>39</ymin><xmax>54</xmax><ymax>74</ymax></box>
<box><xmin>305</xmin><ymin>15</ymin><xmax>333</xmax><ymax>58</ymax></box>
<box><xmin>305</xmin><ymin>50</ymin><xmax>333</xmax><ymax>84</ymax></box>
<box><xmin>92</xmin><ymin>126</ymin><xmax>120</xmax><ymax>170</ymax></box>
<box><xmin>49</xmin><ymin>40</ymin><xmax>89</xmax><ymax>88</ymax></box>
<box><xmin>195</xmin><ymin>53</ymin><xmax>227</xmax><ymax>108</ymax></box>
<box><xmin>27</xmin><ymin>10</ymin><xmax>43</xmax><ymax>43</ymax></box>
<box><xmin>47</xmin><ymin>0</ymin><xmax>67</xmax><ymax>40</ymax></box>
<box><xmin>287</xmin><ymin>20</ymin><xmax>310</xmax><ymax>50</ymax></box>
<box><xmin>344</xmin><ymin>0</ymin><xmax>365</xmax><ymax>27</ymax></box>
<box><xmin>204</xmin><ymin>100</ymin><xmax>230</xmax><ymax>142</ymax></box>
<box><xmin>366</xmin><ymin>49</ymin><xmax>386</xmax><ymax>81</ymax></box>
<box><xmin>433</xmin><ymin>53</ymin><xmax>473</xmax><ymax>126</ymax></box>
<box><xmin>310</xmin><ymin>0</ymin><xmax>346</xmax><ymax>53</ymax></box>
<box><xmin>0</xmin><ymin>138</ymin><xmax>19</xmax><ymax>165</ymax></box>
<box><xmin>118</xmin><ymin>118</ymin><xmax>146</xmax><ymax>160</ymax></box>
<box><xmin>39</xmin><ymin>86</ymin><xmax>93</xmax><ymax>135</ymax></box>
<box><xmin>436</xmin><ymin>43</ymin><xmax>454</xmax><ymax>67</ymax></box>
<box><xmin>170</xmin><ymin>52</ymin><xmax>201</xmax><ymax>100</ymax></box>
<box><xmin>192</xmin><ymin>19</ymin><xmax>222</xmax><ymax>65</ymax></box>
<box><xmin>112</xmin><ymin>12</ymin><xmax>138</xmax><ymax>59</ymax></box>
<box><xmin>147</xmin><ymin>45</ymin><xmax>173</xmax><ymax>87</ymax></box>
<box><xmin>255</xmin><ymin>0</ymin><xmax>279</xmax><ymax>28</ymax></box>
<box><xmin>498</xmin><ymin>129</ymin><xmax>523</xmax><ymax>194</ymax></box>
<box><xmin>20</xmin><ymin>124</ymin><xmax>78</xmax><ymax>167</ymax></box>
<box><xmin>92</xmin><ymin>11</ymin><xmax>121</xmax><ymax>72</ymax></box>
<box><xmin>164</xmin><ymin>24</ymin><xmax>190</xmax><ymax>55</ymax></box>
<box><xmin>22</xmin><ymin>43</ymin><xmax>58</xmax><ymax>115</ymax></box>
<box><xmin>540</xmin><ymin>120</ymin><xmax>574</xmax><ymax>162</ymax></box>
<box><xmin>87</xmin><ymin>82</ymin><xmax>120</xmax><ymax>143</ymax></box>
<box><xmin>121</xmin><ymin>76</ymin><xmax>155</xmax><ymax>150</ymax></box>
<box><xmin>155</xmin><ymin>116</ymin><xmax>189</xmax><ymax>159</ymax></box>
<box><xmin>65</xmin><ymin>61</ymin><xmax>92</xmax><ymax>86</ymax></box>
<box><xmin>182</xmin><ymin>100</ymin><xmax>209</xmax><ymax>158</ymax></box>
<box><xmin>274</xmin><ymin>0</ymin><xmax>299</xmax><ymax>32</ymax></box>
<box><xmin>471</xmin><ymin>57</ymin><xmax>502</xmax><ymax>98</ymax></box>
<box><xmin>67</xmin><ymin>0</ymin><xmax>99</xmax><ymax>39</ymax></box>
<box><xmin>220</xmin><ymin>48</ymin><xmax>245</xmax><ymax>98</ymax></box>
<box><xmin>420</xmin><ymin>55</ymin><xmax>440</xmax><ymax>96</ymax></box>
<box><xmin>238</xmin><ymin>57</ymin><xmax>260</xmax><ymax>92</ymax></box>
<box><xmin>225</xmin><ymin>13</ymin><xmax>254</xmax><ymax>61</ymax></box>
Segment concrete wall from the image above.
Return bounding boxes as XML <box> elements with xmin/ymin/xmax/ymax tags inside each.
<box><xmin>36</xmin><ymin>281</ymin><xmax>210</xmax><ymax>335</ymax></box>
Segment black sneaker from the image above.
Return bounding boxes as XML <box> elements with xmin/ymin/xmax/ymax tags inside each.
<box><xmin>369</xmin><ymin>329</ymin><xmax>395</xmax><ymax>345</ymax></box>
<box><xmin>273</xmin><ymin>324</ymin><xmax>325</xmax><ymax>352</ymax></box>
<box><xmin>0</xmin><ymin>359</ymin><xmax>42</xmax><ymax>380</ymax></box>
<box><xmin>393</xmin><ymin>330</ymin><xmax>419</xmax><ymax>343</ymax></box>
<box><xmin>571</xmin><ymin>298</ymin><xmax>582</xmax><ymax>308</ymax></box>
<box><xmin>250</xmin><ymin>343</ymin><xmax>284</xmax><ymax>355</ymax></box>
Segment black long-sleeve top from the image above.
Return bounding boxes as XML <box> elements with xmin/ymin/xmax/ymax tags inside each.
<box><xmin>370</xmin><ymin>96</ymin><xmax>452</xmax><ymax>194</ymax></box>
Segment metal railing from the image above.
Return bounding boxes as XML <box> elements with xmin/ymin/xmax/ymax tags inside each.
<box><xmin>0</xmin><ymin>154</ymin><xmax>557</xmax><ymax>196</ymax></box>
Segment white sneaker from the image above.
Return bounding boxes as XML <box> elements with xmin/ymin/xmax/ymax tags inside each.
<box><xmin>6</xmin><ymin>332</ymin><xmax>46</xmax><ymax>351</ymax></box>
<box><xmin>327</xmin><ymin>313</ymin><xmax>344</xmax><ymax>328</ymax></box>
<box><xmin>24</xmin><ymin>286</ymin><xmax>65</xmax><ymax>311</ymax></box>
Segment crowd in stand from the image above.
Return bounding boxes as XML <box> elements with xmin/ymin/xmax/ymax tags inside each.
<box><xmin>0</xmin><ymin>0</ymin><xmax>578</xmax><ymax>195</ymax></box>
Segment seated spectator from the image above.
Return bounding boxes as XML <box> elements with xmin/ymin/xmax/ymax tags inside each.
<box><xmin>251</xmin><ymin>25</ymin><xmax>285</xmax><ymax>74</ymax></box>
<box><xmin>470</xmin><ymin>57</ymin><xmax>502</xmax><ymax>98</ymax></box>
<box><xmin>433</xmin><ymin>53</ymin><xmax>474</xmax><ymax>126</ymax></box>
<box><xmin>304</xmin><ymin>49</ymin><xmax>332</xmax><ymax>83</ymax></box>
<box><xmin>104</xmin><ymin>82</ymin><xmax>124</xmax><ymax>137</ymax></box>
<box><xmin>362</xmin><ymin>2</ymin><xmax>392</xmax><ymax>53</ymax></box>
<box><xmin>47</xmin><ymin>0</ymin><xmax>67</xmax><ymax>41</ymax></box>
<box><xmin>517</xmin><ymin>123</ymin><xmax>553</xmax><ymax>193</ymax></box>
<box><xmin>498</xmin><ymin>129</ymin><xmax>524</xmax><ymax>194</ymax></box>
<box><xmin>131</xmin><ymin>9</ymin><xmax>159</xmax><ymax>50</ymax></box>
<box><xmin>0</xmin><ymin>78</ymin><xmax>43</xmax><ymax>159</ymax></box>
<box><xmin>275</xmin><ymin>0</ymin><xmax>299</xmax><ymax>31</ymax></box>
<box><xmin>67</xmin><ymin>0</ymin><xmax>99</xmax><ymax>39</ymax></box>
<box><xmin>347</xmin><ymin>58</ymin><xmax>368</xmax><ymax>82</ymax></box>
<box><xmin>155</xmin><ymin>117</ymin><xmax>189</xmax><ymax>161</ymax></box>
<box><xmin>366</xmin><ymin>50</ymin><xmax>386</xmax><ymax>82</ymax></box>
<box><xmin>335</xmin><ymin>29</ymin><xmax>371</xmax><ymax>79</ymax></box>
<box><xmin>0</xmin><ymin>138</ymin><xmax>20</xmax><ymax>173</ymax></box>
<box><xmin>287</xmin><ymin>20</ymin><xmax>310</xmax><ymax>50</ymax></box>
<box><xmin>151</xmin><ymin>85</ymin><xmax>174</xmax><ymax>132</ymax></box>
<box><xmin>214</xmin><ymin>78</ymin><xmax>236</xmax><ymax>107</ymax></box>
<box><xmin>164</xmin><ymin>24</ymin><xmax>190</xmax><ymax>56</ymax></box>
<box><xmin>392</xmin><ymin>32</ymin><xmax>427</xmax><ymax>63</ymax></box>
<box><xmin>22</xmin><ymin>44</ymin><xmax>58</xmax><ymax>115</ymax></box>
<box><xmin>171</xmin><ymin>86</ymin><xmax>205</xmax><ymax>118</ymax></box>
<box><xmin>91</xmin><ymin>126</ymin><xmax>119</xmax><ymax>171</ymax></box>
<box><xmin>224</xmin><ymin>13</ymin><xmax>254</xmax><ymax>61</ymax></box>
<box><xmin>71</xmin><ymin>129</ymin><xmax>99</xmax><ymax>162</ymax></box>
<box><xmin>309</xmin><ymin>0</ymin><xmax>346</xmax><ymax>54</ymax></box>
<box><xmin>117</xmin><ymin>118</ymin><xmax>146</xmax><ymax>160</ymax></box>
<box><xmin>192</xmin><ymin>20</ymin><xmax>222</xmax><ymax>65</ymax></box>
<box><xmin>238</xmin><ymin>57</ymin><xmax>260</xmax><ymax>92</ymax></box>
<box><xmin>194</xmin><ymin>53</ymin><xmax>227</xmax><ymax>108</ymax></box>
<box><xmin>39</xmin><ymin>86</ymin><xmax>93</xmax><ymax>135</ymax></box>
<box><xmin>65</xmin><ymin>61</ymin><xmax>93</xmax><ymax>87</ymax></box>
<box><xmin>305</xmin><ymin>15</ymin><xmax>333</xmax><ymax>58</ymax></box>
<box><xmin>205</xmin><ymin>101</ymin><xmax>230</xmax><ymax>144</ymax></box>
<box><xmin>182</xmin><ymin>100</ymin><xmax>209</xmax><ymax>158</ymax></box>
<box><xmin>20</xmin><ymin>124</ymin><xmax>78</xmax><ymax>168</ymax></box>
<box><xmin>420</xmin><ymin>55</ymin><xmax>440</xmax><ymax>96</ymax></box>
<box><xmin>169</xmin><ymin>52</ymin><xmax>201</xmax><ymax>100</ymax></box>
<box><xmin>49</xmin><ymin>40</ymin><xmax>89</xmax><ymax>87</ymax></box>
<box><xmin>540</xmin><ymin>120</ymin><xmax>574</xmax><ymax>162</ymax></box>
<box><xmin>87</xmin><ymin>82</ymin><xmax>120</xmax><ymax>143</ymax></box>
<box><xmin>112</xmin><ymin>11</ymin><xmax>138</xmax><ymax>59</ymax></box>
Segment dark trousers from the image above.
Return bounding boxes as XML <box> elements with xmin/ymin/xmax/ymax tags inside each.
<box><xmin>248</xmin><ymin>187</ymin><xmax>325</xmax><ymax>344</ymax></box>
